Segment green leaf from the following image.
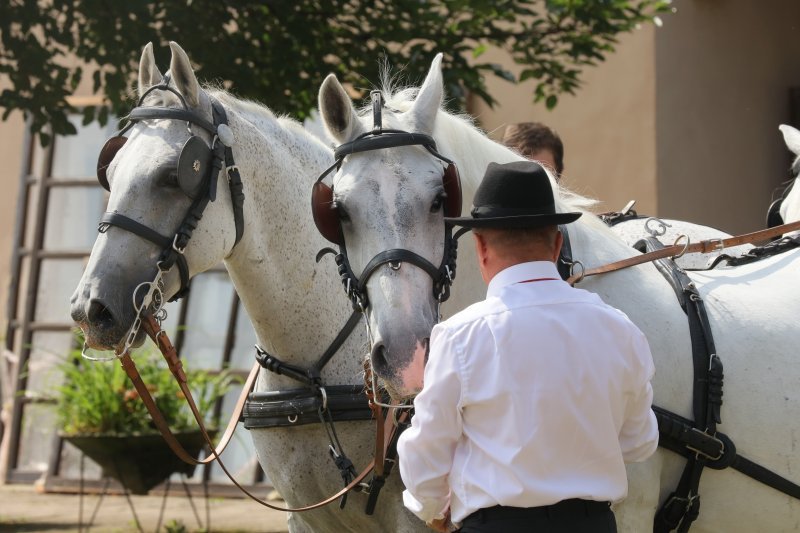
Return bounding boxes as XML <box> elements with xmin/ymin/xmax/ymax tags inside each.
<box><xmin>0</xmin><ymin>0</ymin><xmax>670</xmax><ymax>131</ymax></box>
<box><xmin>472</xmin><ymin>43</ymin><xmax>487</xmax><ymax>59</ymax></box>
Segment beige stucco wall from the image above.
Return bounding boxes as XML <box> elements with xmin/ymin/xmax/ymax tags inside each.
<box><xmin>655</xmin><ymin>0</ymin><xmax>800</xmax><ymax>233</ymax></box>
<box><xmin>470</xmin><ymin>1</ymin><xmax>800</xmax><ymax>235</ymax></box>
<box><xmin>0</xmin><ymin>109</ymin><xmax>25</xmax><ymax>333</ymax></box>
<box><xmin>469</xmin><ymin>26</ymin><xmax>658</xmax><ymax>216</ymax></box>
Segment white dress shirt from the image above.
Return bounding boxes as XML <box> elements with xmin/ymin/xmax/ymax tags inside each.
<box><xmin>397</xmin><ymin>261</ymin><xmax>658</xmax><ymax>524</ymax></box>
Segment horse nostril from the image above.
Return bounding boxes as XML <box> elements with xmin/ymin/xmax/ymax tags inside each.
<box><xmin>87</xmin><ymin>299</ymin><xmax>116</xmax><ymax>331</ymax></box>
<box><xmin>370</xmin><ymin>342</ymin><xmax>389</xmax><ymax>376</ymax></box>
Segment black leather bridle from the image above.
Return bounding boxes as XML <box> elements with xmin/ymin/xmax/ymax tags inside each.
<box><xmin>95</xmin><ymin>75</ymin><xmax>245</xmax><ymax>301</ymax></box>
<box><xmin>311</xmin><ymin>91</ymin><xmax>462</xmax><ymax>310</ymax></box>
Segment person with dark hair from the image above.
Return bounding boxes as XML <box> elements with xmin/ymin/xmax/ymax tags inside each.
<box><xmin>397</xmin><ymin>161</ymin><xmax>658</xmax><ymax>533</ymax></box>
<box><xmin>502</xmin><ymin>122</ymin><xmax>565</xmax><ymax>178</ymax></box>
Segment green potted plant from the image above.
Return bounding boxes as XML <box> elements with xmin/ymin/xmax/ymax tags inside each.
<box><xmin>56</xmin><ymin>345</ymin><xmax>240</xmax><ymax>494</ymax></box>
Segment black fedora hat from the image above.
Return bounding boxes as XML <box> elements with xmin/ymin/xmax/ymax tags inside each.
<box><xmin>445</xmin><ymin>161</ymin><xmax>582</xmax><ymax>229</ymax></box>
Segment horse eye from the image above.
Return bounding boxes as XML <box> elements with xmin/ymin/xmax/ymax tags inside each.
<box><xmin>159</xmin><ymin>169</ymin><xmax>180</xmax><ymax>188</ymax></box>
<box><xmin>332</xmin><ymin>201</ymin><xmax>350</xmax><ymax>222</ymax></box>
<box><xmin>431</xmin><ymin>194</ymin><xmax>445</xmax><ymax>213</ymax></box>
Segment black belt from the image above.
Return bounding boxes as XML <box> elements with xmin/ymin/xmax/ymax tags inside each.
<box><xmin>466</xmin><ymin>499</ymin><xmax>611</xmax><ymax>523</ymax></box>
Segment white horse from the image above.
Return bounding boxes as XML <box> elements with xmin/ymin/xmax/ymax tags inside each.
<box><xmin>777</xmin><ymin>124</ymin><xmax>800</xmax><ymax>233</ymax></box>
<box><xmin>318</xmin><ymin>54</ymin><xmax>800</xmax><ymax>532</ymax></box>
<box><xmin>70</xmin><ymin>42</ymin><xmax>429</xmax><ymax>532</ymax></box>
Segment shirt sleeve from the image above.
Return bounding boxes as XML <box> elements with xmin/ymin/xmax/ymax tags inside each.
<box><xmin>397</xmin><ymin>323</ymin><xmax>464</xmax><ymax>523</ymax></box>
<box><xmin>619</xmin><ymin>329</ymin><xmax>659</xmax><ymax>463</ymax></box>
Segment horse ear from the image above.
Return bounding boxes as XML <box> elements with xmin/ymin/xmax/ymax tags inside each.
<box><xmin>408</xmin><ymin>53</ymin><xmax>444</xmax><ymax>135</ymax></box>
<box><xmin>138</xmin><ymin>42</ymin><xmax>162</xmax><ymax>98</ymax></box>
<box><xmin>319</xmin><ymin>74</ymin><xmax>363</xmax><ymax>143</ymax></box>
<box><xmin>168</xmin><ymin>41</ymin><xmax>200</xmax><ymax>107</ymax></box>
<box><xmin>779</xmin><ymin>124</ymin><xmax>800</xmax><ymax>156</ymax></box>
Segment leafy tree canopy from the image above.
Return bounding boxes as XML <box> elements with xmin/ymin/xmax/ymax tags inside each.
<box><xmin>0</xmin><ymin>0</ymin><xmax>672</xmax><ymax>144</ymax></box>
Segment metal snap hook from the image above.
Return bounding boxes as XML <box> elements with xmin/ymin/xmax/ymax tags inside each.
<box><xmin>389</xmin><ymin>261</ymin><xmax>401</xmax><ymax>271</ymax></box>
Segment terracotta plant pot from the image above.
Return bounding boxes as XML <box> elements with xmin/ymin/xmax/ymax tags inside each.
<box><xmin>64</xmin><ymin>431</ymin><xmax>213</xmax><ymax>494</ymax></box>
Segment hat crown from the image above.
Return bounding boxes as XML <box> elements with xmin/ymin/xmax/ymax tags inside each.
<box><xmin>471</xmin><ymin>161</ymin><xmax>555</xmax><ymax>216</ymax></box>
<box><xmin>444</xmin><ymin>160</ymin><xmax>582</xmax><ymax>229</ymax></box>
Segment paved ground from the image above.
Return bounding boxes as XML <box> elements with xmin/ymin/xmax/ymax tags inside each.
<box><xmin>0</xmin><ymin>484</ymin><xmax>290</xmax><ymax>533</ymax></box>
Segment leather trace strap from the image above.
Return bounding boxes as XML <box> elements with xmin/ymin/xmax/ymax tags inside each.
<box><xmin>568</xmin><ymin>219</ymin><xmax>800</xmax><ymax>285</ymax></box>
<box><xmin>132</xmin><ymin>314</ymin><xmax>258</xmax><ymax>465</ymax></box>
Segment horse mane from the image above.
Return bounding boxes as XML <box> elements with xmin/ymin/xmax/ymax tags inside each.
<box><xmin>206</xmin><ymin>87</ymin><xmax>332</xmax><ymax>159</ymax></box>
<box><xmin>791</xmin><ymin>155</ymin><xmax>800</xmax><ymax>177</ymax></box>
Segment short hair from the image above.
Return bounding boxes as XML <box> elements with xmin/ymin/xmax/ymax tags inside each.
<box><xmin>474</xmin><ymin>225</ymin><xmax>559</xmax><ymax>259</ymax></box>
<box><xmin>502</xmin><ymin>122</ymin><xmax>564</xmax><ymax>175</ymax></box>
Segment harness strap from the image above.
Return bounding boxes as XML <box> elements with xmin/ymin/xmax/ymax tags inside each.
<box><xmin>134</xmin><ymin>315</ymin><xmax>387</xmax><ymax>512</ymax></box>
<box><xmin>706</xmin><ymin>235</ymin><xmax>800</xmax><ymax>269</ymax></box>
<box><xmin>119</xmin><ymin>315</ymin><xmax>260</xmax><ymax>466</ymax></box>
<box><xmin>358</xmin><ymin>249</ymin><xmax>442</xmax><ymax>293</ymax></box>
<box><xmin>244</xmin><ymin>385</ymin><xmax>372</xmax><ymax>428</ymax></box>
<box><xmin>129</xmin><ymin>106</ymin><xmax>217</xmax><ymax>135</ymax></box>
<box><xmin>654</xmin><ymin>406</ymin><xmax>800</xmax><ymax>503</ymax></box>
<box><xmin>365</xmin><ymin>410</ymin><xmax>410</xmax><ymax>515</ymax></box>
<box><xmin>638</xmin><ymin>238</ymin><xmax>717</xmax><ymax>533</ymax></box>
<box><xmin>334</xmin><ymin>129</ymin><xmax>437</xmax><ymax>159</ymax></box>
<box><xmin>729</xmin><ymin>454</ymin><xmax>800</xmax><ymax>500</ymax></box>
<box><xmin>99</xmin><ymin>212</ymin><xmax>190</xmax><ymax>299</ymax></box>
<box><xmin>311</xmin><ymin>310</ymin><xmax>363</xmax><ymax>376</ymax></box>
<box><xmin>568</xmin><ymin>219</ymin><xmax>800</xmax><ymax>285</ymax></box>
<box><xmin>254</xmin><ymin>346</ymin><xmax>316</xmax><ymax>386</ymax></box>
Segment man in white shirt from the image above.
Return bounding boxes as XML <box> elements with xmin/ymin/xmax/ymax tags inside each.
<box><xmin>397</xmin><ymin>161</ymin><xmax>659</xmax><ymax>532</ymax></box>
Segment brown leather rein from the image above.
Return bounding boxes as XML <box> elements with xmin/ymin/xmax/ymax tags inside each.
<box><xmin>566</xmin><ymin>219</ymin><xmax>800</xmax><ymax>285</ymax></box>
<box><xmin>113</xmin><ymin>314</ymin><xmax>404</xmax><ymax>513</ymax></box>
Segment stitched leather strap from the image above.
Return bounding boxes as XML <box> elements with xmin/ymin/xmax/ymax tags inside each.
<box><xmin>124</xmin><ymin>314</ymin><xmax>259</xmax><ymax>465</ymax></box>
<box><xmin>568</xmin><ymin>219</ymin><xmax>800</xmax><ymax>285</ymax></box>
<box><xmin>129</xmin><ymin>106</ymin><xmax>217</xmax><ymax>135</ymax></box>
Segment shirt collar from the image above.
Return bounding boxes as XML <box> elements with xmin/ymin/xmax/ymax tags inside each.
<box><xmin>487</xmin><ymin>261</ymin><xmax>562</xmax><ymax>298</ymax></box>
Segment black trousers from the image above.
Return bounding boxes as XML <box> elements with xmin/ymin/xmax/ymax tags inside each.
<box><xmin>458</xmin><ymin>499</ymin><xmax>617</xmax><ymax>533</ymax></box>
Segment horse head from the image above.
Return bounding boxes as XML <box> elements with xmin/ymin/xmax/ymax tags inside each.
<box><xmin>71</xmin><ymin>42</ymin><xmax>239</xmax><ymax>351</ymax></box>
<box><xmin>316</xmin><ymin>54</ymin><xmax>458</xmax><ymax>399</ymax></box>
<box><xmin>776</xmin><ymin>124</ymin><xmax>800</xmax><ymax>231</ymax></box>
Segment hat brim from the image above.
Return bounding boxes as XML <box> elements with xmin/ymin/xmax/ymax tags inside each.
<box><xmin>444</xmin><ymin>211</ymin><xmax>582</xmax><ymax>229</ymax></box>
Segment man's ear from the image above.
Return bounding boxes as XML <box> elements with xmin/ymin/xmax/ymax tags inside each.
<box><xmin>552</xmin><ymin>230</ymin><xmax>564</xmax><ymax>263</ymax></box>
<box><xmin>473</xmin><ymin>231</ymin><xmax>491</xmax><ymax>283</ymax></box>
